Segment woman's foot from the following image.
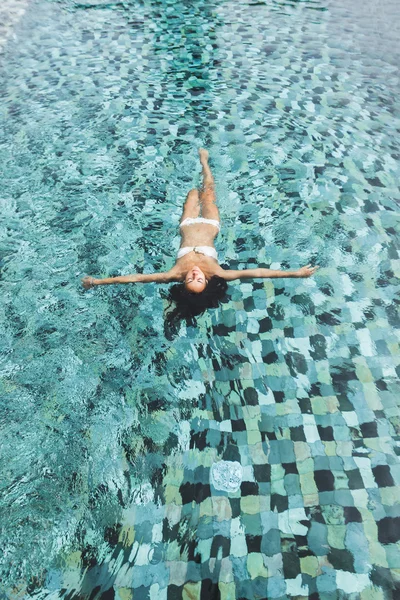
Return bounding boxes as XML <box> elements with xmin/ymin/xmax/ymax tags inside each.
<box><xmin>199</xmin><ymin>148</ymin><xmax>209</xmax><ymax>165</ymax></box>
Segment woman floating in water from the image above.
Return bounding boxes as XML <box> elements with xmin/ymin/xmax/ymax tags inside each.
<box><xmin>82</xmin><ymin>149</ymin><xmax>318</xmax><ymax>322</ymax></box>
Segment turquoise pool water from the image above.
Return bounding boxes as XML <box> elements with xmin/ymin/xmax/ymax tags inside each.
<box><xmin>1</xmin><ymin>0</ymin><xmax>400</xmax><ymax>598</ymax></box>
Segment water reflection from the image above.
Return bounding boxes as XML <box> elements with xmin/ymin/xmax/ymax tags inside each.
<box><xmin>1</xmin><ymin>0</ymin><xmax>400</xmax><ymax>596</ymax></box>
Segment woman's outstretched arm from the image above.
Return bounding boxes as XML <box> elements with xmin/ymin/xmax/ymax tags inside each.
<box><xmin>218</xmin><ymin>264</ymin><xmax>319</xmax><ymax>281</ymax></box>
<box><xmin>82</xmin><ymin>270</ymin><xmax>177</xmax><ymax>289</ymax></box>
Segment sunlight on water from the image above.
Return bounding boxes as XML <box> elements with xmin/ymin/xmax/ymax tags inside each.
<box><xmin>1</xmin><ymin>0</ymin><xmax>400</xmax><ymax>597</ymax></box>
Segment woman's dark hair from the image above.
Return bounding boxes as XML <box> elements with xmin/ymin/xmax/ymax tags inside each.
<box><xmin>164</xmin><ymin>275</ymin><xmax>228</xmax><ymax>334</ymax></box>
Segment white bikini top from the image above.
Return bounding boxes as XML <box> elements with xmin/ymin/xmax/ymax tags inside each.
<box><xmin>178</xmin><ymin>216</ymin><xmax>220</xmax><ymax>261</ymax></box>
<box><xmin>177</xmin><ymin>246</ymin><xmax>218</xmax><ymax>260</ymax></box>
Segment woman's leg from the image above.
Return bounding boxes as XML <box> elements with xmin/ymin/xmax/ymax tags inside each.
<box><xmin>180</xmin><ymin>188</ymin><xmax>200</xmax><ymax>223</ymax></box>
<box><xmin>199</xmin><ymin>149</ymin><xmax>219</xmax><ymax>221</ymax></box>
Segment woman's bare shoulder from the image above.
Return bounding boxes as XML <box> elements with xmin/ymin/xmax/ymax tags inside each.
<box><xmin>214</xmin><ymin>266</ymin><xmax>252</xmax><ymax>281</ymax></box>
<box><xmin>168</xmin><ymin>264</ymin><xmax>184</xmax><ymax>282</ymax></box>
<box><xmin>214</xmin><ymin>265</ymin><xmax>230</xmax><ymax>279</ymax></box>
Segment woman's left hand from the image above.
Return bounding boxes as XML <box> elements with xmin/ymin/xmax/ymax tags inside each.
<box><xmin>82</xmin><ymin>276</ymin><xmax>96</xmax><ymax>289</ymax></box>
<box><xmin>296</xmin><ymin>264</ymin><xmax>319</xmax><ymax>278</ymax></box>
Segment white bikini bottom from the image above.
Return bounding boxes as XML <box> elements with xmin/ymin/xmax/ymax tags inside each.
<box><xmin>180</xmin><ymin>217</ymin><xmax>220</xmax><ymax>231</ymax></box>
<box><xmin>178</xmin><ymin>217</ymin><xmax>220</xmax><ymax>260</ymax></box>
<box><xmin>177</xmin><ymin>246</ymin><xmax>218</xmax><ymax>260</ymax></box>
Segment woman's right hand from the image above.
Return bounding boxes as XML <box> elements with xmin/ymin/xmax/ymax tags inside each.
<box><xmin>82</xmin><ymin>276</ymin><xmax>96</xmax><ymax>289</ymax></box>
<box><xmin>296</xmin><ymin>264</ymin><xmax>319</xmax><ymax>278</ymax></box>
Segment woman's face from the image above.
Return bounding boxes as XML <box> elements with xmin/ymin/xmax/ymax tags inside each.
<box><xmin>185</xmin><ymin>266</ymin><xmax>207</xmax><ymax>293</ymax></box>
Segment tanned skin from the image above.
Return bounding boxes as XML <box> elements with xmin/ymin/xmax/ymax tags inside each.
<box><xmin>82</xmin><ymin>149</ymin><xmax>318</xmax><ymax>291</ymax></box>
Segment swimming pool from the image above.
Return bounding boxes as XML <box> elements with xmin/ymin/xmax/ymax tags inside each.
<box><xmin>1</xmin><ymin>0</ymin><xmax>400</xmax><ymax>597</ymax></box>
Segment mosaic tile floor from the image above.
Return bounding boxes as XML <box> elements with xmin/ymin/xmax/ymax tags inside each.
<box><xmin>1</xmin><ymin>0</ymin><xmax>400</xmax><ymax>598</ymax></box>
